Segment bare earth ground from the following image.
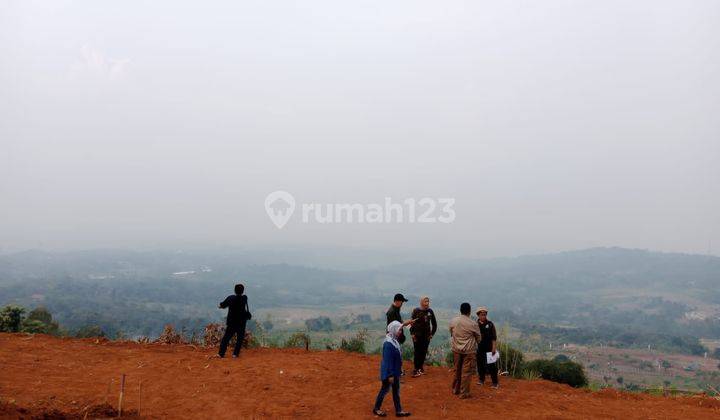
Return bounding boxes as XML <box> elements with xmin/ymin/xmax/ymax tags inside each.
<box><xmin>1</xmin><ymin>334</ymin><xmax>719</xmax><ymax>419</ymax></box>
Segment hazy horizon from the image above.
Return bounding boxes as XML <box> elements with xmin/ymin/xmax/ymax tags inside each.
<box><xmin>2</xmin><ymin>1</ymin><xmax>719</xmax><ymax>257</ymax></box>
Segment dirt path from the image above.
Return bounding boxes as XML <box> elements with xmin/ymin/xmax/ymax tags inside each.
<box><xmin>1</xmin><ymin>334</ymin><xmax>718</xmax><ymax>419</ymax></box>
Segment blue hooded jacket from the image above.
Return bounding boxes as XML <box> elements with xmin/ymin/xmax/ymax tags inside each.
<box><xmin>380</xmin><ymin>340</ymin><xmax>402</xmax><ymax>380</ymax></box>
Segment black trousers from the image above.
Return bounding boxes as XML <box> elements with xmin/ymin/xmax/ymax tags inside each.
<box><xmin>476</xmin><ymin>349</ymin><xmax>499</xmax><ymax>385</ymax></box>
<box><xmin>373</xmin><ymin>377</ymin><xmax>402</xmax><ymax>413</ymax></box>
<box><xmin>413</xmin><ymin>336</ymin><xmax>430</xmax><ymax>370</ymax></box>
<box><xmin>219</xmin><ymin>322</ymin><xmax>247</xmax><ymax>357</ymax></box>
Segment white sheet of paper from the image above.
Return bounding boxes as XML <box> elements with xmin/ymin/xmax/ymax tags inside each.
<box><xmin>486</xmin><ymin>352</ymin><xmax>499</xmax><ymax>364</ymax></box>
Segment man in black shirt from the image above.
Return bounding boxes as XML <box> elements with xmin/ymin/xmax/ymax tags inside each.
<box><xmin>386</xmin><ymin>293</ymin><xmax>414</xmax><ymax>344</ymax></box>
<box><xmin>475</xmin><ymin>306</ymin><xmax>499</xmax><ymax>388</ymax></box>
<box><xmin>385</xmin><ymin>293</ymin><xmax>416</xmax><ymax>378</ymax></box>
<box><xmin>218</xmin><ymin>283</ymin><xmax>251</xmax><ymax>358</ymax></box>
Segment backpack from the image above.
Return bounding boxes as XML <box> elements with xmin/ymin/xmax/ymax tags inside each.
<box><xmin>244</xmin><ymin>298</ymin><xmax>252</xmax><ymax>321</ymax></box>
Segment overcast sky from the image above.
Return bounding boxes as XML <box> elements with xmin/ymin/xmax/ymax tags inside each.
<box><xmin>1</xmin><ymin>1</ymin><xmax>718</xmax><ymax>257</ymax></box>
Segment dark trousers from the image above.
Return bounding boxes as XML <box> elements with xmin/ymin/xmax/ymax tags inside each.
<box><xmin>219</xmin><ymin>322</ymin><xmax>246</xmax><ymax>357</ymax></box>
<box><xmin>413</xmin><ymin>336</ymin><xmax>430</xmax><ymax>370</ymax></box>
<box><xmin>373</xmin><ymin>377</ymin><xmax>402</xmax><ymax>413</ymax></box>
<box><xmin>476</xmin><ymin>349</ymin><xmax>499</xmax><ymax>385</ymax></box>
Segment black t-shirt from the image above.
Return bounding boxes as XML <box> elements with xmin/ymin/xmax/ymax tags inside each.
<box><xmin>220</xmin><ymin>294</ymin><xmax>248</xmax><ymax>326</ymax></box>
<box><xmin>386</xmin><ymin>305</ymin><xmax>403</xmax><ymax>325</ymax></box>
<box><xmin>410</xmin><ymin>307</ymin><xmax>437</xmax><ymax>337</ymax></box>
<box><xmin>386</xmin><ymin>305</ymin><xmax>406</xmax><ymax>344</ymax></box>
<box><xmin>477</xmin><ymin>320</ymin><xmax>497</xmax><ymax>352</ymax></box>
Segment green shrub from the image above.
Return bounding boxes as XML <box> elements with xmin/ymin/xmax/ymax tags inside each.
<box><xmin>524</xmin><ymin>359</ymin><xmax>588</xmax><ymax>388</ymax></box>
<box><xmin>498</xmin><ymin>343</ymin><xmax>525</xmax><ymax>377</ymax></box>
<box><xmin>0</xmin><ymin>305</ymin><xmax>26</xmax><ymax>332</ymax></box>
<box><xmin>519</xmin><ymin>367</ymin><xmax>541</xmax><ymax>380</ymax></box>
<box><xmin>285</xmin><ymin>332</ymin><xmax>311</xmax><ymax>350</ymax></box>
<box><xmin>587</xmin><ymin>382</ymin><xmax>606</xmax><ymax>391</ymax></box>
<box><xmin>340</xmin><ymin>328</ymin><xmax>368</xmax><ymax>353</ymax></box>
<box><xmin>553</xmin><ymin>354</ymin><xmax>570</xmax><ymax>362</ymax></box>
<box><xmin>625</xmin><ymin>383</ymin><xmax>642</xmax><ymax>392</ymax></box>
<box><xmin>24</xmin><ymin>307</ymin><xmax>60</xmax><ymax>335</ymax></box>
<box><xmin>20</xmin><ymin>319</ymin><xmax>49</xmax><ymax>334</ymax></box>
<box><xmin>27</xmin><ymin>307</ymin><xmax>52</xmax><ymax>324</ymax></box>
<box><xmin>639</xmin><ymin>360</ymin><xmax>654</xmax><ymax>371</ymax></box>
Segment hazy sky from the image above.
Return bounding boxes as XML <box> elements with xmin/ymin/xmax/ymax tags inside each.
<box><xmin>1</xmin><ymin>1</ymin><xmax>718</xmax><ymax>257</ymax></box>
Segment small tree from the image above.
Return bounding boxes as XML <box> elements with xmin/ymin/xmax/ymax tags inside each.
<box><xmin>0</xmin><ymin>305</ymin><xmax>26</xmax><ymax>332</ymax></box>
<box><xmin>24</xmin><ymin>307</ymin><xmax>60</xmax><ymax>335</ymax></box>
<box><xmin>27</xmin><ymin>307</ymin><xmax>52</xmax><ymax>324</ymax></box>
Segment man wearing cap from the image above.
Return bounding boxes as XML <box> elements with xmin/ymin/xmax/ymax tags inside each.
<box><xmin>449</xmin><ymin>302</ymin><xmax>482</xmax><ymax>398</ymax></box>
<box><xmin>386</xmin><ymin>293</ymin><xmax>414</xmax><ymax>344</ymax></box>
<box><xmin>476</xmin><ymin>306</ymin><xmax>499</xmax><ymax>388</ymax></box>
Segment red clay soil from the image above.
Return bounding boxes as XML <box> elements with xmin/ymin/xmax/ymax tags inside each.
<box><xmin>1</xmin><ymin>333</ymin><xmax>719</xmax><ymax>419</ymax></box>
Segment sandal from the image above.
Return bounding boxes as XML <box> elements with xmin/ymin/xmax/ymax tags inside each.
<box><xmin>372</xmin><ymin>409</ymin><xmax>387</xmax><ymax>417</ymax></box>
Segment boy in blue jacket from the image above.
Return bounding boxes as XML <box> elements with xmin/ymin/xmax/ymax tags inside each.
<box><xmin>372</xmin><ymin>320</ymin><xmax>412</xmax><ymax>417</ymax></box>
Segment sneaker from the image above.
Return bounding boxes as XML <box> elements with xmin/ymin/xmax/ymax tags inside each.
<box><xmin>232</xmin><ymin>354</ymin><xmax>239</xmax><ymax>358</ymax></box>
<box><xmin>395</xmin><ymin>411</ymin><xmax>411</xmax><ymax>417</ymax></box>
<box><xmin>419</xmin><ymin>368</ymin><xmax>425</xmax><ymax>375</ymax></box>
<box><xmin>411</xmin><ymin>370</ymin><xmax>422</xmax><ymax>378</ymax></box>
<box><xmin>491</xmin><ymin>384</ymin><xmax>499</xmax><ymax>389</ymax></box>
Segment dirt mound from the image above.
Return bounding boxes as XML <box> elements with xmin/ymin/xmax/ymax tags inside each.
<box><xmin>1</xmin><ymin>333</ymin><xmax>718</xmax><ymax>419</ymax></box>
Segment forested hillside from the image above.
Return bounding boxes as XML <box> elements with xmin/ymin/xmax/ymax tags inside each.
<box><xmin>1</xmin><ymin>247</ymin><xmax>719</xmax><ymax>355</ymax></box>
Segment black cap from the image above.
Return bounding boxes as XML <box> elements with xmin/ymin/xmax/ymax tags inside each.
<box><xmin>393</xmin><ymin>293</ymin><xmax>408</xmax><ymax>302</ymax></box>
